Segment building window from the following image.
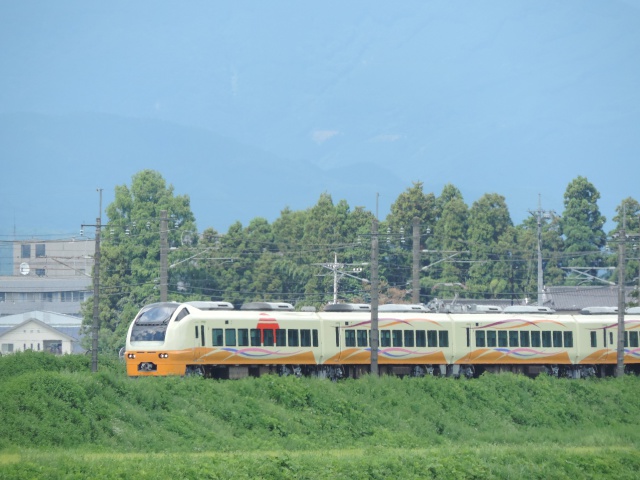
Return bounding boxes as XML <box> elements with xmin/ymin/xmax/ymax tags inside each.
<box><xmin>43</xmin><ymin>340</ymin><xmax>62</xmax><ymax>354</ymax></box>
<box><xmin>36</xmin><ymin>244</ymin><xmax>46</xmax><ymax>258</ymax></box>
<box><xmin>1</xmin><ymin>344</ymin><xmax>13</xmax><ymax>354</ymax></box>
<box><xmin>61</xmin><ymin>292</ymin><xmax>73</xmax><ymax>302</ymax></box>
<box><xmin>21</xmin><ymin>244</ymin><xmax>31</xmax><ymax>258</ymax></box>
<box><xmin>0</xmin><ymin>292</ymin><xmax>5</xmax><ymax>302</ymax></box>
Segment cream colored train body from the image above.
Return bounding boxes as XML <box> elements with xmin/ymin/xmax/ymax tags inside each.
<box><xmin>125</xmin><ymin>301</ymin><xmax>640</xmax><ymax>379</ymax></box>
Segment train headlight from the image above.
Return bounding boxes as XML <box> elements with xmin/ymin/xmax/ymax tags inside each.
<box><xmin>127</xmin><ymin>353</ymin><xmax>136</xmax><ymax>359</ymax></box>
<box><xmin>158</xmin><ymin>353</ymin><xmax>169</xmax><ymax>359</ymax></box>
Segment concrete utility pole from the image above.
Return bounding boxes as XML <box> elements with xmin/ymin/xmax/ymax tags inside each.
<box><xmin>616</xmin><ymin>223</ymin><xmax>627</xmax><ymax>378</ymax></box>
<box><xmin>613</xmin><ymin>206</ymin><xmax>640</xmax><ymax>378</ymax></box>
<box><xmin>412</xmin><ymin>217</ymin><xmax>420</xmax><ymax>304</ymax></box>
<box><xmin>160</xmin><ymin>210</ymin><xmax>168</xmax><ymax>302</ymax></box>
<box><xmin>370</xmin><ymin>217</ymin><xmax>379</xmax><ymax>376</ymax></box>
<box><xmin>316</xmin><ymin>253</ymin><xmax>369</xmax><ymax>304</ymax></box>
<box><xmin>91</xmin><ymin>188</ymin><xmax>102</xmax><ymax>373</ymax></box>
<box><xmin>91</xmin><ymin>216</ymin><xmax>101</xmax><ymax>373</ymax></box>
<box><xmin>529</xmin><ymin>195</ymin><xmax>553</xmax><ymax>306</ymax></box>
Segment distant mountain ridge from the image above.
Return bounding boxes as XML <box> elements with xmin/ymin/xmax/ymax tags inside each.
<box><xmin>0</xmin><ymin>112</ymin><xmax>407</xmax><ymax>236</ymax></box>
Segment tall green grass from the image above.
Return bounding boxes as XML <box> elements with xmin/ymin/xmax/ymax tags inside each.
<box><xmin>1</xmin><ymin>351</ymin><xmax>639</xmax><ymax>478</ymax></box>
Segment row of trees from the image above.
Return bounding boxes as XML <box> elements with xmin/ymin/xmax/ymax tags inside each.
<box><xmin>83</xmin><ymin>170</ymin><xmax>640</xmax><ymax>352</ymax></box>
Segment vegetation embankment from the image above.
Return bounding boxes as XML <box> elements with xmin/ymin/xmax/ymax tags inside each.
<box><xmin>1</xmin><ymin>352</ymin><xmax>639</xmax><ymax>479</ymax></box>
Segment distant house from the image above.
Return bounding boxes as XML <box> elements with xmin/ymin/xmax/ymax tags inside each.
<box><xmin>0</xmin><ymin>311</ymin><xmax>85</xmax><ymax>354</ymax></box>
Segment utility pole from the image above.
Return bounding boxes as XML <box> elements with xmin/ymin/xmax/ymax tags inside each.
<box><xmin>616</xmin><ymin>221</ymin><xmax>626</xmax><ymax>378</ymax></box>
<box><xmin>160</xmin><ymin>210</ymin><xmax>168</xmax><ymax>302</ymax></box>
<box><xmin>612</xmin><ymin>206</ymin><xmax>640</xmax><ymax>378</ymax></box>
<box><xmin>91</xmin><ymin>216</ymin><xmax>101</xmax><ymax>373</ymax></box>
<box><xmin>370</xmin><ymin>217</ymin><xmax>379</xmax><ymax>376</ymax></box>
<box><xmin>412</xmin><ymin>217</ymin><xmax>420</xmax><ymax>304</ymax></box>
<box><xmin>315</xmin><ymin>253</ymin><xmax>369</xmax><ymax>304</ymax></box>
<box><xmin>91</xmin><ymin>188</ymin><xmax>102</xmax><ymax>373</ymax></box>
<box><xmin>529</xmin><ymin>195</ymin><xmax>553</xmax><ymax>306</ymax></box>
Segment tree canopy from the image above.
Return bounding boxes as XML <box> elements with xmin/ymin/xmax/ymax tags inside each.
<box><xmin>84</xmin><ymin>171</ymin><xmax>638</xmax><ymax>353</ymax></box>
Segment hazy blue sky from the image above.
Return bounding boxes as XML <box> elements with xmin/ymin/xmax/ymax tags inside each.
<box><xmin>2</xmin><ymin>1</ymin><xmax>639</xmax><ymax>237</ymax></box>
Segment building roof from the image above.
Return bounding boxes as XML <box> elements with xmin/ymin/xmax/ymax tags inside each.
<box><xmin>0</xmin><ymin>276</ymin><xmax>92</xmax><ymax>292</ymax></box>
<box><xmin>0</xmin><ymin>310</ymin><xmax>83</xmax><ymax>327</ymax></box>
<box><xmin>0</xmin><ymin>317</ymin><xmax>78</xmax><ymax>342</ymax></box>
<box><xmin>543</xmin><ymin>286</ymin><xmax>635</xmax><ymax>311</ymax></box>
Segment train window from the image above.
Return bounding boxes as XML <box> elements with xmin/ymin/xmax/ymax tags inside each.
<box><xmin>416</xmin><ymin>330</ymin><xmax>426</xmax><ymax>347</ymax></box>
<box><xmin>487</xmin><ymin>331</ymin><xmax>497</xmax><ymax>348</ymax></box>
<box><xmin>542</xmin><ymin>331</ymin><xmax>552</xmax><ymax>348</ymax></box>
<box><xmin>264</xmin><ymin>329</ymin><xmax>274</xmax><ymax>347</ymax></box>
<box><xmin>381</xmin><ymin>330</ymin><xmax>391</xmax><ymax>347</ymax></box>
<box><xmin>552</xmin><ymin>331</ymin><xmax>562</xmax><ymax>348</ymax></box>
<box><xmin>225</xmin><ymin>329</ymin><xmax>236</xmax><ymax>347</ymax></box>
<box><xmin>630</xmin><ymin>331</ymin><xmax>639</xmax><ymax>348</ymax></box>
<box><xmin>288</xmin><ymin>329</ymin><xmax>299</xmax><ymax>347</ymax></box>
<box><xmin>404</xmin><ymin>330</ymin><xmax>415</xmax><ymax>348</ymax></box>
<box><xmin>623</xmin><ymin>332</ymin><xmax>628</xmax><ymax>347</ymax></box>
<box><xmin>212</xmin><ymin>328</ymin><xmax>223</xmax><ymax>347</ymax></box>
<box><xmin>250</xmin><ymin>329</ymin><xmax>261</xmax><ymax>347</ymax></box>
<box><xmin>475</xmin><ymin>331</ymin><xmax>486</xmax><ymax>347</ymax></box>
<box><xmin>238</xmin><ymin>329</ymin><xmax>249</xmax><ymax>347</ymax></box>
<box><xmin>531</xmin><ymin>331</ymin><xmax>541</xmax><ymax>348</ymax></box>
<box><xmin>520</xmin><ymin>331</ymin><xmax>530</xmax><ymax>347</ymax></box>
<box><xmin>357</xmin><ymin>330</ymin><xmax>368</xmax><ymax>347</ymax></box>
<box><xmin>276</xmin><ymin>329</ymin><xmax>286</xmax><ymax>347</ymax></box>
<box><xmin>392</xmin><ymin>330</ymin><xmax>403</xmax><ymax>347</ymax></box>
<box><xmin>563</xmin><ymin>331</ymin><xmax>573</xmax><ymax>348</ymax></box>
<box><xmin>427</xmin><ymin>330</ymin><xmax>437</xmax><ymax>347</ymax></box>
<box><xmin>313</xmin><ymin>329</ymin><xmax>319</xmax><ymax>347</ymax></box>
<box><xmin>300</xmin><ymin>329</ymin><xmax>311</xmax><ymax>347</ymax></box>
<box><xmin>175</xmin><ymin>308</ymin><xmax>189</xmax><ymax>322</ymax></box>
<box><xmin>590</xmin><ymin>331</ymin><xmax>597</xmax><ymax>348</ymax></box>
<box><xmin>498</xmin><ymin>331</ymin><xmax>507</xmax><ymax>347</ymax></box>
<box><xmin>609</xmin><ymin>332</ymin><xmax>613</xmax><ymax>345</ymax></box>
<box><xmin>509</xmin><ymin>331</ymin><xmax>519</xmax><ymax>347</ymax></box>
<box><xmin>345</xmin><ymin>330</ymin><xmax>356</xmax><ymax>347</ymax></box>
<box><xmin>439</xmin><ymin>331</ymin><xmax>449</xmax><ymax>348</ymax></box>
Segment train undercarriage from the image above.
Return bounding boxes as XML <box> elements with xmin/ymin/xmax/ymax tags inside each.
<box><xmin>179</xmin><ymin>362</ymin><xmax>639</xmax><ymax>380</ymax></box>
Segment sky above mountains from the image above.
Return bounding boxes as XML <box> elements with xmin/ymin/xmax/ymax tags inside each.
<box><xmin>2</xmin><ymin>1</ymin><xmax>640</xmax><ymax>238</ymax></box>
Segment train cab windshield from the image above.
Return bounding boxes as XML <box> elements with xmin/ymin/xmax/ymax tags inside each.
<box><xmin>130</xmin><ymin>302</ymin><xmax>180</xmax><ymax>342</ymax></box>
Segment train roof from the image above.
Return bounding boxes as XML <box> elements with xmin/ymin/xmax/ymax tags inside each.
<box><xmin>324</xmin><ymin>303</ymin><xmax>371</xmax><ymax>312</ymax></box>
<box><xmin>185</xmin><ymin>301</ymin><xmax>235</xmax><ymax>311</ymax></box>
<box><xmin>240</xmin><ymin>302</ymin><xmax>295</xmax><ymax>311</ymax></box>
<box><xmin>378</xmin><ymin>304</ymin><xmax>430</xmax><ymax>313</ymax></box>
<box><xmin>502</xmin><ymin>306</ymin><xmax>556</xmax><ymax>314</ymax></box>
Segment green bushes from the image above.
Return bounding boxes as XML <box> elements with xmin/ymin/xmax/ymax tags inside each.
<box><xmin>1</xmin><ymin>354</ymin><xmax>639</xmax><ymax>478</ymax></box>
<box><xmin>0</xmin><ymin>352</ymin><xmax>639</xmax><ymax>463</ymax></box>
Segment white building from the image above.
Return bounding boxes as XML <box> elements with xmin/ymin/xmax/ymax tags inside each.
<box><xmin>0</xmin><ymin>310</ymin><xmax>84</xmax><ymax>354</ymax></box>
<box><xmin>0</xmin><ymin>238</ymin><xmax>95</xmax><ymax>317</ymax></box>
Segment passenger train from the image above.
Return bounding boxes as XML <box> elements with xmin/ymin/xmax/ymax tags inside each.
<box><xmin>125</xmin><ymin>301</ymin><xmax>640</xmax><ymax>379</ymax></box>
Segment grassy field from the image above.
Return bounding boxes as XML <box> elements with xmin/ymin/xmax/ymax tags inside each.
<box><xmin>0</xmin><ymin>351</ymin><xmax>639</xmax><ymax>478</ymax></box>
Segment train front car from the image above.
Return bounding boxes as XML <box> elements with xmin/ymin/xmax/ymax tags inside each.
<box><xmin>125</xmin><ymin>302</ymin><xmax>195</xmax><ymax>376</ymax></box>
